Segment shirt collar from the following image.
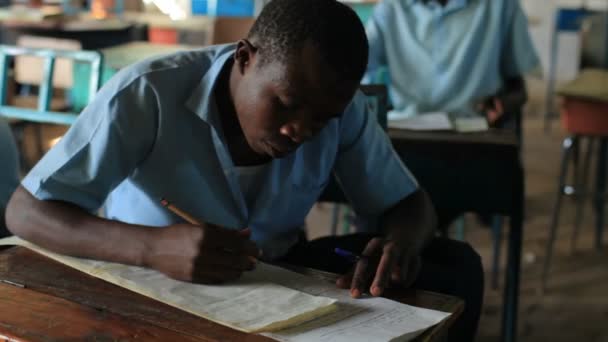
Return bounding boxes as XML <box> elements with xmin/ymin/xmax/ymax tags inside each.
<box><xmin>185</xmin><ymin>44</ymin><xmax>236</xmax><ymax>127</ymax></box>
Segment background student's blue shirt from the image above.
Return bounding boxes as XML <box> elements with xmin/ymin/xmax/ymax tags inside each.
<box><xmin>21</xmin><ymin>44</ymin><xmax>418</xmax><ymax>259</ymax></box>
<box><xmin>364</xmin><ymin>0</ymin><xmax>541</xmax><ymax>118</ymax></box>
<box><xmin>0</xmin><ymin>117</ymin><xmax>19</xmax><ymax>234</ymax></box>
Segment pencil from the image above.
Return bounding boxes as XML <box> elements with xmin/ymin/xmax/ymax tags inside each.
<box><xmin>160</xmin><ymin>198</ymin><xmax>260</xmax><ymax>262</ymax></box>
<box><xmin>160</xmin><ymin>198</ymin><xmax>201</xmax><ymax>225</ymax></box>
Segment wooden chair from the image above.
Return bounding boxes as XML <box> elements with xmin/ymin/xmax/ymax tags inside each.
<box><xmin>13</xmin><ymin>35</ymin><xmax>82</xmax><ymax>112</ymax></box>
<box><xmin>0</xmin><ymin>45</ymin><xmax>103</xmax><ymax>170</ymax></box>
<box><xmin>0</xmin><ymin>44</ymin><xmax>103</xmax><ymax>125</ymax></box>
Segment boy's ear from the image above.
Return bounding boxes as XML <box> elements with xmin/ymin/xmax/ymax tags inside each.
<box><xmin>234</xmin><ymin>39</ymin><xmax>259</xmax><ymax>74</ymax></box>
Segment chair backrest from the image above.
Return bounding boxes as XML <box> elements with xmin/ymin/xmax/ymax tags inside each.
<box><xmin>317</xmin><ymin>84</ymin><xmax>389</xmax><ymax>204</ymax></box>
<box><xmin>0</xmin><ymin>45</ymin><xmax>103</xmax><ymax>125</ymax></box>
<box><xmin>15</xmin><ymin>35</ymin><xmax>82</xmax><ymax>89</ymax></box>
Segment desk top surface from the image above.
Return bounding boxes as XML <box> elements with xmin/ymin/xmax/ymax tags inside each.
<box><xmin>0</xmin><ymin>246</ymin><xmax>463</xmax><ymax>342</ymax></box>
<box><xmin>558</xmin><ymin>68</ymin><xmax>608</xmax><ymax>103</ymax></box>
<box><xmin>101</xmin><ymin>41</ymin><xmax>198</xmax><ymax>70</ymax></box>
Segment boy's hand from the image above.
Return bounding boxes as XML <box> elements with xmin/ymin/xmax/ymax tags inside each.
<box><xmin>144</xmin><ymin>224</ymin><xmax>260</xmax><ymax>284</ymax></box>
<box><xmin>335</xmin><ymin>237</ymin><xmax>421</xmax><ymax>298</ymax></box>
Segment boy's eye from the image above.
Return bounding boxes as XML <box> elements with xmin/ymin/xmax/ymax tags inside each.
<box><xmin>275</xmin><ymin>95</ymin><xmax>299</xmax><ymax>110</ymax></box>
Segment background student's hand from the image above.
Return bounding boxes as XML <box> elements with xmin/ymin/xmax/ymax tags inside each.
<box><xmin>477</xmin><ymin>77</ymin><xmax>528</xmax><ymax>127</ymax></box>
<box><xmin>144</xmin><ymin>224</ymin><xmax>260</xmax><ymax>284</ymax></box>
<box><xmin>476</xmin><ymin>96</ymin><xmax>504</xmax><ymax>126</ymax></box>
<box><xmin>335</xmin><ymin>237</ymin><xmax>421</xmax><ymax>298</ymax></box>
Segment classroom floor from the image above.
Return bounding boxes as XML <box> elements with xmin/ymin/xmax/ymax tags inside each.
<box><xmin>15</xmin><ymin>79</ymin><xmax>608</xmax><ymax>342</ymax></box>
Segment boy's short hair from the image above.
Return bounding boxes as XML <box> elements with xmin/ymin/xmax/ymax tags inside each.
<box><xmin>248</xmin><ymin>0</ymin><xmax>369</xmax><ymax>83</ymax></box>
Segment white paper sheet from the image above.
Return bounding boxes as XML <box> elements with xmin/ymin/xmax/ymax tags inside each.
<box><xmin>0</xmin><ymin>236</ymin><xmax>337</xmax><ymax>333</ymax></box>
<box><xmin>260</xmin><ymin>263</ymin><xmax>452</xmax><ymax>342</ymax></box>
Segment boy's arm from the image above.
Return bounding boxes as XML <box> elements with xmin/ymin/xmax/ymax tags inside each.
<box><xmin>333</xmin><ymin>92</ymin><xmax>435</xmax><ymax>297</ymax></box>
<box><xmin>7</xmin><ymin>185</ymin><xmax>154</xmax><ymax>266</ymax></box>
<box><xmin>6</xmin><ymin>186</ymin><xmax>259</xmax><ymax>283</ymax></box>
<box><xmin>337</xmin><ymin>189</ymin><xmax>436</xmax><ymax>297</ymax></box>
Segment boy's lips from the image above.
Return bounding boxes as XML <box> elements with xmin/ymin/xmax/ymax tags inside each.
<box><xmin>268</xmin><ymin>141</ymin><xmax>298</xmax><ymax>156</ymax></box>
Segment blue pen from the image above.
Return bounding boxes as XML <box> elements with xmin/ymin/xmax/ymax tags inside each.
<box><xmin>334</xmin><ymin>248</ymin><xmax>362</xmax><ymax>263</ymax></box>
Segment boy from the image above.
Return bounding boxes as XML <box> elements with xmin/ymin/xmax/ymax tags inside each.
<box><xmin>7</xmin><ymin>1</ymin><xmax>483</xmax><ymax>340</ymax></box>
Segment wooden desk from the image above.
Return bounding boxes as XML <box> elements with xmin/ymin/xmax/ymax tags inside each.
<box><xmin>0</xmin><ymin>16</ymin><xmax>145</xmax><ymax>50</ymax></box>
<box><xmin>389</xmin><ymin>128</ymin><xmax>524</xmax><ymax>342</ymax></box>
<box><xmin>72</xmin><ymin>42</ymin><xmax>196</xmax><ymax>111</ymax></box>
<box><xmin>0</xmin><ymin>246</ymin><xmax>463</xmax><ymax>341</ymax></box>
<box><xmin>389</xmin><ymin>128</ymin><xmax>519</xmax><ymax>147</ymax></box>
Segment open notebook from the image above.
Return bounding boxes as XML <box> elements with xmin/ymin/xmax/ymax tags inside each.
<box><xmin>0</xmin><ymin>236</ymin><xmax>337</xmax><ymax>333</ymax></box>
<box><xmin>0</xmin><ymin>236</ymin><xmax>451</xmax><ymax>341</ymax></box>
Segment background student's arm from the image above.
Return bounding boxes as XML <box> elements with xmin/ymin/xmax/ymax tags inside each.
<box><xmin>5</xmin><ymin>76</ymin><xmax>258</xmax><ymax>283</ymax></box>
<box><xmin>481</xmin><ymin>0</ymin><xmax>540</xmax><ymax>125</ymax></box>
<box><xmin>478</xmin><ymin>76</ymin><xmax>528</xmax><ymax>126</ymax></box>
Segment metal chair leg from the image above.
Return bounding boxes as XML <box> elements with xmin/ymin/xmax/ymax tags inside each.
<box><xmin>330</xmin><ymin>204</ymin><xmax>341</xmax><ymax>236</ymax></box>
<box><xmin>501</xmin><ymin>165</ymin><xmax>525</xmax><ymax>342</ymax></box>
<box><xmin>570</xmin><ymin>135</ymin><xmax>580</xmax><ymax>196</ymax></box>
<box><xmin>544</xmin><ymin>24</ymin><xmax>559</xmax><ymax>133</ymax></box>
<box><xmin>542</xmin><ymin>136</ymin><xmax>576</xmax><ymax>293</ymax></box>
<box><xmin>571</xmin><ymin>137</ymin><xmax>594</xmax><ymax>253</ymax></box>
<box><xmin>454</xmin><ymin>216</ymin><xmax>465</xmax><ymax>241</ymax></box>
<box><xmin>491</xmin><ymin>215</ymin><xmax>504</xmax><ymax>290</ymax></box>
<box><xmin>342</xmin><ymin>207</ymin><xmax>352</xmax><ymax>235</ymax></box>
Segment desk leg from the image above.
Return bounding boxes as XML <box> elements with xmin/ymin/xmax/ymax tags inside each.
<box><xmin>594</xmin><ymin>138</ymin><xmax>607</xmax><ymax>251</ymax></box>
<box><xmin>502</xmin><ymin>165</ymin><xmax>524</xmax><ymax>342</ymax></box>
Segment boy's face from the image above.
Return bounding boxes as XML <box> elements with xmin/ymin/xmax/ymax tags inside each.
<box><xmin>232</xmin><ymin>40</ymin><xmax>358</xmax><ymax>159</ymax></box>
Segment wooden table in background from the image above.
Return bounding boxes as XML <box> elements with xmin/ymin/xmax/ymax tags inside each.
<box><xmin>0</xmin><ymin>246</ymin><xmax>463</xmax><ymax>341</ymax></box>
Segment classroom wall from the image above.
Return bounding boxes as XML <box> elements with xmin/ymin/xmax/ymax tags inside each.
<box><xmin>521</xmin><ymin>0</ymin><xmax>608</xmax><ymax>81</ymax></box>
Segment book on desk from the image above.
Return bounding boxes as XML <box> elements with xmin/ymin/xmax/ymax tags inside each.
<box><xmin>0</xmin><ymin>236</ymin><xmax>454</xmax><ymax>342</ymax></box>
<box><xmin>388</xmin><ymin>111</ymin><xmax>489</xmax><ymax>133</ymax></box>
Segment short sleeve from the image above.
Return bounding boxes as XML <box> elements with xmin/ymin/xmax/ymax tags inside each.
<box><xmin>334</xmin><ymin>91</ymin><xmax>418</xmax><ymax>216</ymax></box>
<box><xmin>501</xmin><ymin>0</ymin><xmax>541</xmax><ymax>78</ymax></box>
<box><xmin>21</xmin><ymin>72</ymin><xmax>158</xmax><ymax>212</ymax></box>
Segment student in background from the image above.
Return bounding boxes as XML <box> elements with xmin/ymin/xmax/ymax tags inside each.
<box><xmin>365</xmin><ymin>0</ymin><xmax>540</xmax><ymax>126</ymax></box>
<box><xmin>6</xmin><ymin>0</ymin><xmax>482</xmax><ymax>340</ymax></box>
<box><xmin>0</xmin><ymin>118</ymin><xmax>19</xmax><ymax>237</ymax></box>
<box><xmin>364</xmin><ymin>0</ymin><xmax>540</xmax><ymax>227</ymax></box>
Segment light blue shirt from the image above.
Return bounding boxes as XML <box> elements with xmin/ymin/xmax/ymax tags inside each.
<box><xmin>0</xmin><ymin>117</ymin><xmax>19</xmax><ymax>234</ymax></box>
<box><xmin>22</xmin><ymin>44</ymin><xmax>418</xmax><ymax>259</ymax></box>
<box><xmin>365</xmin><ymin>0</ymin><xmax>541</xmax><ymax>117</ymax></box>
